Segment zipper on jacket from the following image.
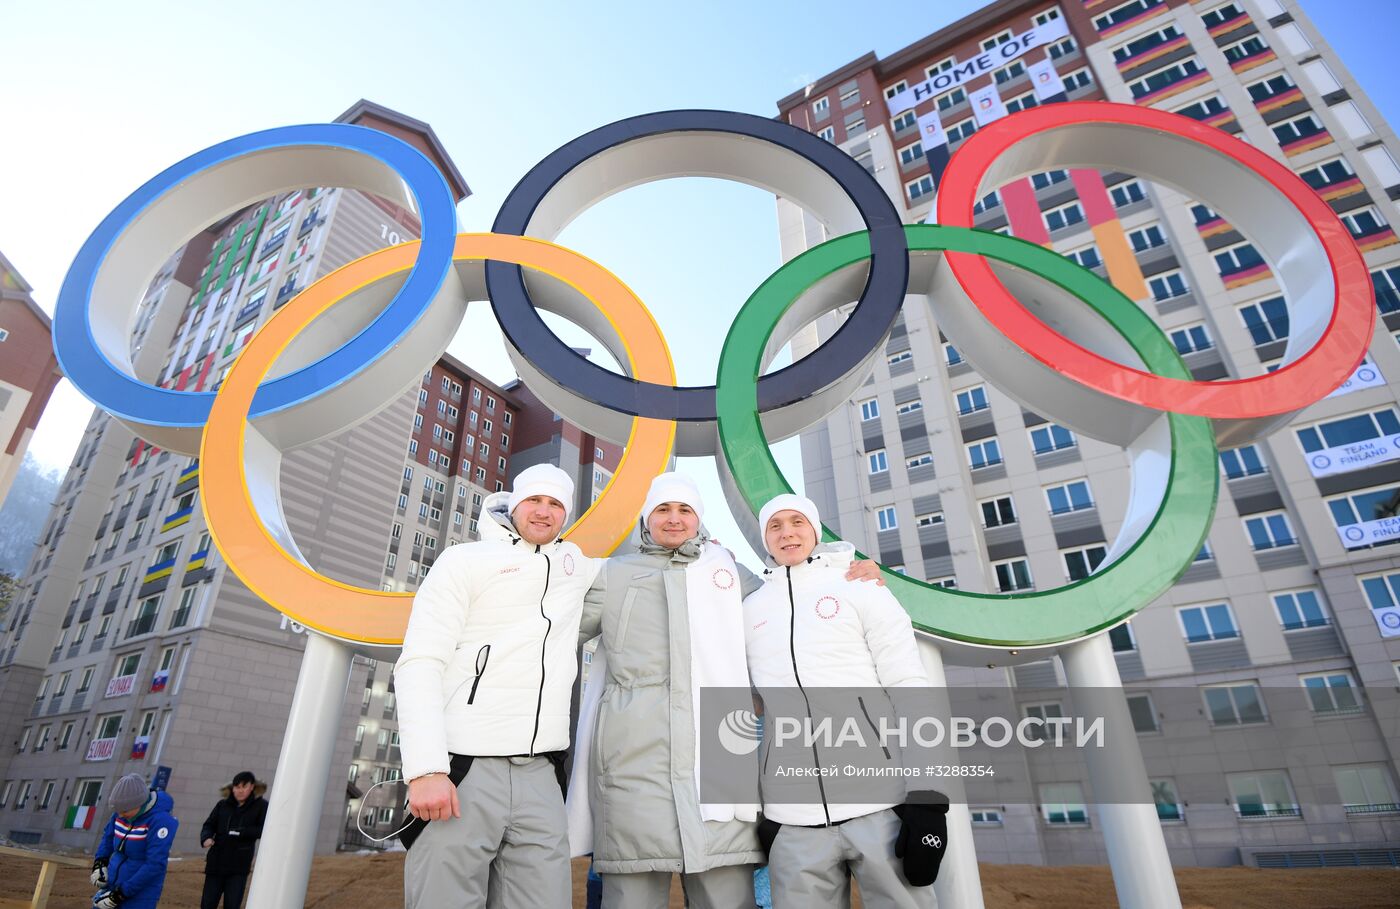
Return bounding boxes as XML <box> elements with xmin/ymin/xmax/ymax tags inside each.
<box><xmin>857</xmin><ymin>695</ymin><xmax>891</xmax><ymax>760</ymax></box>
<box><xmin>529</xmin><ymin>546</ymin><xmax>551</xmax><ymax>756</ymax></box>
<box><xmin>786</xmin><ymin>566</ymin><xmax>832</xmax><ymax>826</ymax></box>
<box><xmin>466</xmin><ymin>644</ymin><xmax>492</xmax><ymax>705</ymax></box>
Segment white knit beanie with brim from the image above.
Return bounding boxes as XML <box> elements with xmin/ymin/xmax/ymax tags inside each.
<box><xmin>759</xmin><ymin>493</ymin><xmax>821</xmax><ymax>535</ymax></box>
<box><xmin>641</xmin><ymin>472</ymin><xmax>705</xmax><ymax>523</ymax></box>
<box><xmin>507</xmin><ymin>464</ymin><xmax>575</xmax><ymax>524</ymax></box>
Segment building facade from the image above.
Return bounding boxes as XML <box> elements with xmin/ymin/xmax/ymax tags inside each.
<box><xmin>0</xmin><ymin>101</ymin><xmax>475</xmax><ymax>854</ymax></box>
<box><xmin>0</xmin><ymin>252</ymin><xmax>62</xmax><ymax>508</ymax></box>
<box><xmin>777</xmin><ymin>0</ymin><xmax>1400</xmax><ymax>867</ymax></box>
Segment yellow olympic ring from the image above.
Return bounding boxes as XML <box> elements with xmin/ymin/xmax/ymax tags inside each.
<box><xmin>200</xmin><ymin>234</ymin><xmax>677</xmax><ymax>644</ymax></box>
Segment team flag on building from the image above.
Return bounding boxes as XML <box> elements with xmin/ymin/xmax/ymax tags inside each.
<box><xmin>150</xmin><ymin>668</ymin><xmax>169</xmax><ymax>693</ymax></box>
<box><xmin>64</xmin><ymin>804</ymin><xmax>96</xmax><ymax>830</ymax></box>
<box><xmin>131</xmin><ymin>736</ymin><xmax>150</xmax><ymax>760</ymax></box>
<box><xmin>1029</xmin><ymin>58</ymin><xmax>1068</xmax><ymax>104</ymax></box>
<box><xmin>969</xmin><ymin>84</ymin><xmax>1009</xmax><ymax>127</ymax></box>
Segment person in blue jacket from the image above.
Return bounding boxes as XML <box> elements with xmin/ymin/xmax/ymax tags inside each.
<box><xmin>90</xmin><ymin>773</ymin><xmax>179</xmax><ymax>909</ymax></box>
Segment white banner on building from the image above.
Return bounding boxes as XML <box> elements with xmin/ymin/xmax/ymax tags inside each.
<box><xmin>1304</xmin><ymin>434</ymin><xmax>1400</xmax><ymax>477</ymax></box>
<box><xmin>1373</xmin><ymin>605</ymin><xmax>1400</xmax><ymax>638</ymax></box>
<box><xmin>86</xmin><ymin>737</ymin><xmax>118</xmax><ymax>762</ymax></box>
<box><xmin>105</xmin><ymin>674</ymin><xmax>136</xmax><ymax>699</ymax></box>
<box><xmin>1337</xmin><ymin>516</ymin><xmax>1400</xmax><ymax>549</ymax></box>
<box><xmin>1028</xmin><ymin>57</ymin><xmax>1067</xmax><ymax>101</ymax></box>
<box><xmin>885</xmin><ymin>17</ymin><xmax>1070</xmax><ymax>114</ymax></box>
<box><xmin>1326</xmin><ymin>358</ymin><xmax>1386</xmax><ymax>398</ymax></box>
<box><xmin>970</xmin><ymin>84</ymin><xmax>1009</xmax><ymax>127</ymax></box>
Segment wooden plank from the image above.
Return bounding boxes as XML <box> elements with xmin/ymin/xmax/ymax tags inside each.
<box><xmin>0</xmin><ymin>846</ymin><xmax>90</xmax><ymax>867</ymax></box>
<box><xmin>29</xmin><ymin>861</ymin><xmax>56</xmax><ymax>909</ymax></box>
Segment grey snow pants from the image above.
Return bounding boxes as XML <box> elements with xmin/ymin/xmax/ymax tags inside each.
<box><xmin>768</xmin><ymin>808</ymin><xmax>934</xmax><ymax>909</ymax></box>
<box><xmin>600</xmin><ymin>864</ymin><xmax>758</xmax><ymax>909</ymax></box>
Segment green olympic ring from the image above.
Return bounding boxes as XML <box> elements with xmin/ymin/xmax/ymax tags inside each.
<box><xmin>716</xmin><ymin>224</ymin><xmax>1218</xmax><ymax>647</ymax></box>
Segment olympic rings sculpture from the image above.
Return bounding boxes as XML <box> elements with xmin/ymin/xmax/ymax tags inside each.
<box><xmin>54</xmin><ymin>103</ymin><xmax>1373</xmax><ymax>652</ymax></box>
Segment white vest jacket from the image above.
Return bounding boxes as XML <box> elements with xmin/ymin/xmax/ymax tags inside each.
<box><xmin>393</xmin><ymin>492</ymin><xmax>602</xmax><ymax>781</ymax></box>
<box><xmin>744</xmin><ymin>542</ymin><xmax>927</xmax><ymax>825</ymax></box>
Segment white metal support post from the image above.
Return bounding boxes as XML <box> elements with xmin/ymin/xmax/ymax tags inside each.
<box><xmin>1061</xmin><ymin>634</ymin><xmax>1182</xmax><ymax>909</ymax></box>
<box><xmin>245</xmin><ymin>631</ymin><xmax>354</xmax><ymax>908</ymax></box>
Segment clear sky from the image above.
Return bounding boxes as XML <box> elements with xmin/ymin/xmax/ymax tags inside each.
<box><xmin>3</xmin><ymin>0</ymin><xmax>1397</xmax><ymax>563</ymax></box>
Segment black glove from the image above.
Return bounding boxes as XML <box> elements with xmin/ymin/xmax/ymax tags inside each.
<box><xmin>89</xmin><ymin>857</ymin><xmax>108</xmax><ymax>887</ymax></box>
<box><xmin>93</xmin><ymin>887</ymin><xmax>125</xmax><ymax>909</ymax></box>
<box><xmin>892</xmin><ymin>792</ymin><xmax>950</xmax><ymax>887</ymax></box>
<box><xmin>756</xmin><ymin>817</ymin><xmax>781</xmax><ymax>860</ymax></box>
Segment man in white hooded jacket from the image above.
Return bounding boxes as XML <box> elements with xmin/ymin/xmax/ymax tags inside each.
<box><xmin>744</xmin><ymin>493</ymin><xmax>936</xmax><ymax>909</ymax></box>
<box><xmin>393</xmin><ymin>463</ymin><xmax>602</xmax><ymax>908</ymax></box>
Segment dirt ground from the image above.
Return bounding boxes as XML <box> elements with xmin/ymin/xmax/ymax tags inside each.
<box><xmin>2</xmin><ymin>852</ymin><xmax>1396</xmax><ymax>908</ymax></box>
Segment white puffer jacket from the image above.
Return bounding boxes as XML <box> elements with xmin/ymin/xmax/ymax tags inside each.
<box><xmin>393</xmin><ymin>492</ymin><xmax>602</xmax><ymax>781</ymax></box>
<box><xmin>744</xmin><ymin>542</ymin><xmax>927</xmax><ymax>825</ymax></box>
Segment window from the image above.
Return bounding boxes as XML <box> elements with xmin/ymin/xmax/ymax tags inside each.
<box><xmin>943</xmin><ymin>342</ymin><xmax>963</xmax><ymax>366</ymax></box>
<box><xmin>1063</xmin><ymin>545</ymin><xmax>1107</xmax><ymax>581</ymax></box>
<box><xmin>1219</xmin><ymin>444</ymin><xmax>1265</xmax><ymax>479</ymax></box>
<box><xmin>1109</xmin><ymin>180</ymin><xmax>1145</xmax><ymax>207</ymax></box>
<box><xmin>955</xmin><ymin>386</ymin><xmax>989</xmax><ymax>415</ymax></box>
<box><xmin>1244</xmin><ymin>511</ymin><xmax>1296</xmax><ymax>550</ymax></box>
<box><xmin>1022</xmin><ymin>702</ymin><xmax>1063</xmax><ymax>741</ymax></box>
<box><xmin>993</xmin><ymin>59</ymin><xmax>1026</xmax><ymax>86</ymax></box>
<box><xmin>1110</xmin><ymin>624</ymin><xmax>1137</xmax><ymax>653</ymax></box>
<box><xmin>1201</xmin><ymin>1</ymin><xmax>1245</xmax><ymax>29</ymax></box>
<box><xmin>57</xmin><ymin>722</ymin><xmax>75</xmax><ymax>751</ymax></box>
<box><xmin>1229</xmin><ymin>771</ymin><xmax>1299</xmax><ymax>818</ymax></box>
<box><xmin>817</xmin><ymin>126</ymin><xmax>835</xmax><ymax>143</ymax></box>
<box><xmin>980</xmin><ymin>496</ymin><xmax>1016</xmax><ymax>528</ymax></box>
<box><xmin>1030</xmin><ymin>169</ymin><xmax>1069</xmax><ymax>190</ymax></box>
<box><xmin>1295</xmin><ymin>157</ymin><xmax>1354</xmax><ymax>197</ymax></box>
<box><xmin>898</xmin><ymin>142</ymin><xmax>924</xmax><ymax>167</ymax></box>
<box><xmin>35</xmin><ymin>725</ymin><xmax>51</xmax><ymax>752</ymax></box>
<box><xmin>1205</xmin><ymin>683</ymin><xmax>1266</xmax><ymax>725</ymax></box>
<box><xmin>994</xmin><ymin>558</ymin><xmax>1033</xmax><ymax>592</ymax></box>
<box><xmin>981</xmin><ymin>29</ymin><xmax>1011</xmax><ymax>51</ymax></box>
<box><xmin>906</xmin><ymin>453</ymin><xmax>934</xmax><ymax>470</ymax></box>
<box><xmin>1273</xmin><ymin>589</ymin><xmax>1330</xmax><ymax>631</ymax></box>
<box><xmin>1272</xmin><ymin>113</ymin><xmax>1326</xmax><ymax>147</ymax></box>
<box><xmin>1175</xmin><ymin>95</ymin><xmax>1229</xmax><ymax>122</ymax></box>
<box><xmin>55</xmin><ymin>671</ymin><xmax>70</xmax><ymax>697</ymax></box>
<box><xmin>1300</xmin><ymin>672</ymin><xmax>1361</xmax><ymax>714</ymax></box>
<box><xmin>1046</xmin><ymin>479</ymin><xmax>1093</xmax><ymax>515</ymax></box>
<box><xmin>1239</xmin><ymin>297</ymin><xmax>1288</xmax><ymax>345</ymax></box>
<box><xmin>96</xmin><ymin>713</ymin><xmax>122</xmax><ymax>739</ymax></box>
<box><xmin>1330</xmin><ymin>486</ymin><xmax>1400</xmax><ymax>542</ymax></box>
<box><xmin>1113</xmin><ymin>23</ymin><xmax>1181</xmax><ymax>63</ymax></box>
<box><xmin>482</xmin><ymin>419</ymin><xmax>492</xmax><ymax>434</ymax></box>
<box><xmin>1043</xmin><ymin>201</ymin><xmax>1084</xmax><ymax>232</ymax></box>
<box><xmin>1063</xmin><ymin>68</ymin><xmax>1093</xmax><ymax>93</ymax></box>
<box><xmin>1180</xmin><ymin>603</ymin><xmax>1239</xmax><ymax>643</ymax></box>
<box><xmin>1065</xmin><ymin>245</ymin><xmax>1101</xmax><ymax>270</ymax></box>
<box><xmin>867</xmin><ymin>450</ymin><xmax>889</xmax><ymax>475</ymax></box>
<box><xmin>1334</xmin><ymin>765</ymin><xmax>1400</xmax><ymax>815</ymax></box>
<box><xmin>884</xmin><ymin>81</ymin><xmax>908</xmax><ymax>100</ymax></box>
<box><xmin>916</xmin><ymin>511</ymin><xmax>944</xmax><ymax>527</ymax></box>
<box><xmin>1048</xmin><ymin>36</ymin><xmax>1077</xmax><ymax>59</ymax></box>
<box><xmin>1128</xmin><ymin>58</ymin><xmax>1204</xmax><ymax>100</ymax></box>
<box><xmin>973</xmin><ymin>190</ymin><xmax>1001</xmax><ymax>214</ymax></box>
<box><xmin>971</xmin><ymin>808</ymin><xmax>1003</xmax><ymax>825</ymax></box>
<box><xmin>1040</xmin><ymin>782</ymin><xmax>1087</xmax><ymax>825</ymax></box>
<box><xmin>1341</xmin><ymin>205</ymin><xmax>1390</xmax><ymax>239</ymax></box>
<box><xmin>947</xmin><ymin>118</ymin><xmax>976</xmax><ymax>142</ymax></box>
<box><xmin>1127</xmin><ymin>224</ymin><xmax>1166</xmax><ymax>253</ymax></box>
<box><xmin>859</xmin><ymin>398</ymin><xmax>880</xmax><ymax>421</ymax></box>
<box><xmin>891</xmin><ymin>110</ymin><xmax>916</xmax><ymax>133</ymax></box>
<box><xmin>876</xmin><ymin>507</ymin><xmax>898</xmax><ymax>532</ymax></box>
<box><xmin>906</xmin><ymin>175</ymin><xmax>934</xmax><ymax>202</ymax></box>
<box><xmin>1222</xmin><ymin>34</ymin><xmax>1270</xmax><ymax>65</ymax></box>
<box><xmin>812</xmin><ymin>96</ymin><xmax>830</xmax><ymax>118</ymax></box>
<box><xmin>887</xmin><ymin>350</ymin><xmax>912</xmax><ymax>368</ymax></box>
<box><xmin>1246</xmin><ymin>72</ymin><xmax>1295</xmax><ymax>105</ymax></box>
<box><xmin>1148</xmin><ymin>270</ymin><xmax>1188</xmax><ymax>301</ymax></box>
<box><xmin>1123</xmin><ymin>693</ymin><xmax>1159</xmax><ymax>733</ymax></box>
<box><xmin>1169</xmin><ymin>324</ymin><xmax>1213</xmax><ymax>355</ymax></box>
<box><xmin>1371</xmin><ymin>266</ymin><xmax>1400</xmax><ymax>314</ymax></box>
<box><xmin>77</xmin><ymin>667</ymin><xmax>94</xmax><ymax>694</ymax></box>
<box><xmin>936</xmin><ymin>86</ymin><xmax>967</xmax><ymax>111</ymax></box>
<box><xmin>967</xmin><ymin>439</ymin><xmax>1002</xmax><ymax>469</ymax></box>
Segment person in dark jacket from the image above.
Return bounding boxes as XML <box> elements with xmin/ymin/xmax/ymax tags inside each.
<box><xmin>199</xmin><ymin>771</ymin><xmax>268</xmax><ymax>909</ymax></box>
<box><xmin>91</xmin><ymin>773</ymin><xmax>179</xmax><ymax>909</ymax></box>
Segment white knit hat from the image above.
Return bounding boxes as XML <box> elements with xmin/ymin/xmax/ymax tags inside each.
<box><xmin>507</xmin><ymin>464</ymin><xmax>575</xmax><ymax>523</ymax></box>
<box><xmin>759</xmin><ymin>493</ymin><xmax>821</xmax><ymax>535</ymax></box>
<box><xmin>641</xmin><ymin>472</ymin><xmax>704</xmax><ymax>523</ymax></box>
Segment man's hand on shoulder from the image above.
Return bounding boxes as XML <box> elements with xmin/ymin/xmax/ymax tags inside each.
<box><xmin>846</xmin><ymin>559</ymin><xmax>886</xmax><ymax>586</ymax></box>
<box><xmin>408</xmin><ymin>773</ymin><xmax>460</xmax><ymax>822</ymax></box>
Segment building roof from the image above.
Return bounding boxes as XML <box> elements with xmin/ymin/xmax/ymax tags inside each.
<box><xmin>335</xmin><ymin>99</ymin><xmax>471</xmax><ymax>203</ymax></box>
<box><xmin>775</xmin><ymin>0</ymin><xmax>1047</xmax><ymax>112</ymax></box>
<box><xmin>0</xmin><ymin>249</ymin><xmax>52</xmax><ymax>329</ymax></box>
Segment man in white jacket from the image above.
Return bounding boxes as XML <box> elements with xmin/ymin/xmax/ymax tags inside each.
<box><xmin>744</xmin><ymin>493</ymin><xmax>937</xmax><ymax>909</ymax></box>
<box><xmin>393</xmin><ymin>463</ymin><xmax>602</xmax><ymax>908</ymax></box>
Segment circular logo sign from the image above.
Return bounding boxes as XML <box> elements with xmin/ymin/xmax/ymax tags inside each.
<box><xmin>815</xmin><ymin>596</ymin><xmax>841</xmax><ymax>620</ymax></box>
<box><xmin>713</xmin><ymin>568</ymin><xmax>735</xmax><ymax>590</ymax></box>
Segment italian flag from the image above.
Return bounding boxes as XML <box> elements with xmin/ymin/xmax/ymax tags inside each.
<box><xmin>65</xmin><ymin>805</ymin><xmax>96</xmax><ymax>830</ymax></box>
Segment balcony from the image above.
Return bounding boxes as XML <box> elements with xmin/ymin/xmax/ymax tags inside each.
<box><xmin>274</xmin><ymin>281</ymin><xmax>299</xmax><ymax>308</ymax></box>
<box><xmin>259</xmin><ymin>232</ymin><xmax>288</xmax><ymax>260</ymax></box>
<box><xmin>125</xmin><ymin>612</ymin><xmax>159</xmax><ymax>639</ymax></box>
<box><xmin>297</xmin><ymin>214</ymin><xmax>323</xmax><ymax>238</ymax></box>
